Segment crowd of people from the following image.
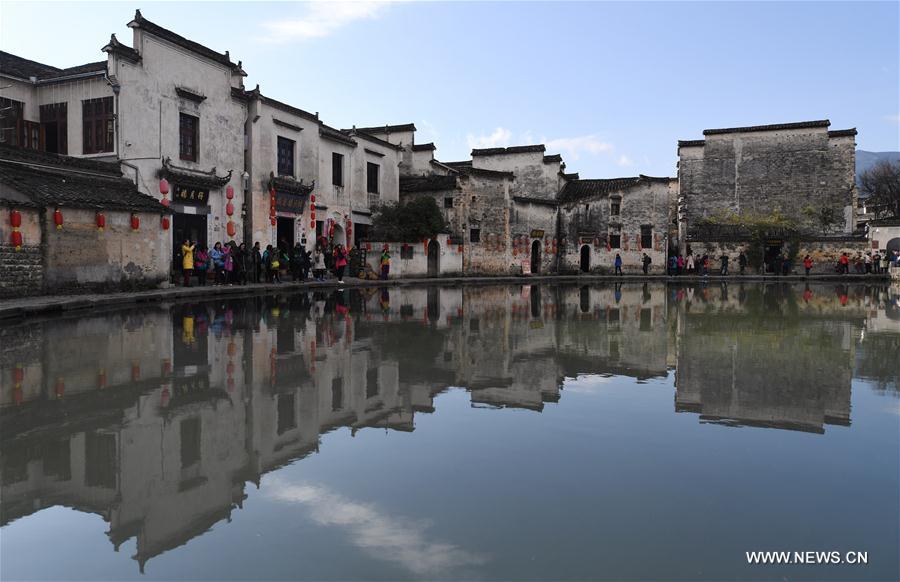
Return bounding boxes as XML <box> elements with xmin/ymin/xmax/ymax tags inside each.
<box><xmin>836</xmin><ymin>251</ymin><xmax>898</xmax><ymax>275</ymax></box>
<box><xmin>663</xmin><ymin>249</ymin><xmax>900</xmax><ymax>277</ymax></box>
<box><xmin>176</xmin><ymin>238</ymin><xmax>393</xmax><ymax>287</ymax></box>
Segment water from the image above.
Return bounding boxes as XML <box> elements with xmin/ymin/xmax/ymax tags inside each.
<box><xmin>1</xmin><ymin>283</ymin><xmax>898</xmax><ymax>581</ymax></box>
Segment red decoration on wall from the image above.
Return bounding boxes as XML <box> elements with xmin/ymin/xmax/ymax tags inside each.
<box><xmin>96</xmin><ymin>212</ymin><xmax>106</xmax><ymax>231</ymax></box>
<box><xmin>226</xmin><ymin>221</ymin><xmax>236</xmax><ymax>238</ymax></box>
<box><xmin>310</xmin><ymin>194</ymin><xmax>316</xmax><ymax>203</ymax></box>
<box><xmin>271</xmin><ymin>218</ymin><xmax>277</xmax><ymax>226</ymax></box>
<box><xmin>53</xmin><ymin>208</ymin><xmax>63</xmax><ymax>230</ymax></box>
<box><xmin>226</xmin><ymin>202</ymin><xmax>235</xmax><ymax>216</ymax></box>
<box><xmin>10</xmin><ymin>209</ymin><xmax>21</xmax><ymax>228</ymax></box>
<box><xmin>130</xmin><ymin>214</ymin><xmax>140</xmax><ymax>231</ymax></box>
<box><xmin>10</xmin><ymin>230</ymin><xmax>23</xmax><ymax>250</ymax></box>
<box><xmin>161</xmin><ymin>216</ymin><xmax>170</xmax><ymax>230</ymax></box>
<box><xmin>159</xmin><ymin>178</ymin><xmax>170</xmax><ymax>195</ymax></box>
<box><xmin>226</xmin><ymin>185</ymin><xmax>234</xmax><ymax>200</ymax></box>
<box><xmin>10</xmin><ymin>209</ymin><xmax>23</xmax><ymax>250</ymax></box>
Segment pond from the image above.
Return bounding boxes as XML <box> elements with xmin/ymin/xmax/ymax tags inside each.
<box><xmin>1</xmin><ymin>283</ymin><xmax>898</xmax><ymax>581</ymax></box>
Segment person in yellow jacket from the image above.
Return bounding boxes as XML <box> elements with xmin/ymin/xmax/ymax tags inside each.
<box><xmin>181</xmin><ymin>239</ymin><xmax>196</xmax><ymax>287</ymax></box>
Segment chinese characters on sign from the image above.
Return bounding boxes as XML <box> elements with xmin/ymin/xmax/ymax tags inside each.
<box><xmin>174</xmin><ymin>185</ymin><xmax>209</xmax><ymax>206</ymax></box>
<box><xmin>275</xmin><ymin>191</ymin><xmax>307</xmax><ymax>214</ymax></box>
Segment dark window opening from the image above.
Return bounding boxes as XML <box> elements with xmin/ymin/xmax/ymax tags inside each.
<box><xmin>180</xmin><ymin>417</ymin><xmax>201</xmax><ymax>468</ymax></box>
<box><xmin>469</xmin><ymin>228</ymin><xmax>481</xmax><ymax>243</ymax></box>
<box><xmin>610</xmin><ymin>198</ymin><xmax>621</xmax><ymax>216</ymax></box>
<box><xmin>609</xmin><ymin>234</ymin><xmax>621</xmax><ymax>248</ymax></box>
<box><xmin>400</xmin><ymin>245</ymin><xmax>413</xmax><ymax>259</ymax></box>
<box><xmin>444</xmin><ymin>197</ymin><xmax>454</xmax><ymax>208</ymax></box>
<box><xmin>277</xmin><ymin>136</ymin><xmax>295</xmax><ymax>176</ymax></box>
<box><xmin>277</xmin><ymin>393</ymin><xmax>297</xmax><ymax>435</ymax></box>
<box><xmin>331</xmin><ymin>377</ymin><xmax>344</xmax><ymax>411</ymax></box>
<box><xmin>367</xmin><ymin>162</ymin><xmax>380</xmax><ymax>194</ymax></box>
<box><xmin>641</xmin><ymin>225</ymin><xmax>653</xmax><ymax>249</ymax></box>
<box><xmin>0</xmin><ymin>97</ymin><xmax>24</xmax><ymax>147</ymax></box>
<box><xmin>85</xmin><ymin>432</ymin><xmax>117</xmax><ymax>488</ymax></box>
<box><xmin>40</xmin><ymin>103</ymin><xmax>68</xmax><ymax>154</ymax></box>
<box><xmin>332</xmin><ymin>152</ymin><xmax>344</xmax><ymax>186</ymax></box>
<box><xmin>366</xmin><ymin>368</ymin><xmax>379</xmax><ymax>399</ymax></box>
<box><xmin>179</xmin><ymin>112</ymin><xmax>199</xmax><ymax>161</ymax></box>
<box><xmin>82</xmin><ymin>97</ymin><xmax>114</xmax><ymax>154</ymax></box>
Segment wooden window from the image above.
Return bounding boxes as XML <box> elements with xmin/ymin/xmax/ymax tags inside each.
<box><xmin>40</xmin><ymin>103</ymin><xmax>68</xmax><ymax>154</ymax></box>
<box><xmin>277</xmin><ymin>136</ymin><xmax>295</xmax><ymax>176</ymax></box>
<box><xmin>332</xmin><ymin>152</ymin><xmax>343</xmax><ymax>186</ymax></box>
<box><xmin>444</xmin><ymin>197</ymin><xmax>454</xmax><ymax>208</ymax></box>
<box><xmin>82</xmin><ymin>97</ymin><xmax>114</xmax><ymax>154</ymax></box>
<box><xmin>400</xmin><ymin>245</ymin><xmax>413</xmax><ymax>259</ymax></box>
<box><xmin>276</xmin><ymin>394</ymin><xmax>296</xmax><ymax>435</ymax></box>
<box><xmin>179</xmin><ymin>113</ymin><xmax>199</xmax><ymax>161</ymax></box>
<box><xmin>609</xmin><ymin>234</ymin><xmax>621</xmax><ymax>248</ymax></box>
<box><xmin>469</xmin><ymin>228</ymin><xmax>481</xmax><ymax>243</ymax></box>
<box><xmin>641</xmin><ymin>225</ymin><xmax>653</xmax><ymax>249</ymax></box>
<box><xmin>367</xmin><ymin>162</ymin><xmax>380</xmax><ymax>194</ymax></box>
<box><xmin>610</xmin><ymin>198</ymin><xmax>621</xmax><ymax>216</ymax></box>
<box><xmin>0</xmin><ymin>97</ymin><xmax>24</xmax><ymax>147</ymax></box>
<box><xmin>366</xmin><ymin>368</ymin><xmax>379</xmax><ymax>399</ymax></box>
<box><xmin>179</xmin><ymin>417</ymin><xmax>201</xmax><ymax>468</ymax></box>
<box><xmin>22</xmin><ymin>121</ymin><xmax>40</xmax><ymax>150</ymax></box>
<box><xmin>331</xmin><ymin>377</ymin><xmax>344</xmax><ymax>411</ymax></box>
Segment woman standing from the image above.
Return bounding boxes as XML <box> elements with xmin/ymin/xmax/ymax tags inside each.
<box><xmin>195</xmin><ymin>245</ymin><xmax>209</xmax><ymax>286</ymax></box>
<box><xmin>333</xmin><ymin>244</ymin><xmax>348</xmax><ymax>284</ymax></box>
<box><xmin>803</xmin><ymin>255</ymin><xmax>813</xmax><ymax>276</ymax></box>
<box><xmin>210</xmin><ymin>242</ymin><xmax>225</xmax><ymax>285</ymax></box>
<box><xmin>181</xmin><ymin>239</ymin><xmax>195</xmax><ymax>287</ymax></box>
<box><xmin>380</xmin><ymin>245</ymin><xmax>391</xmax><ymax>280</ymax></box>
<box><xmin>313</xmin><ymin>248</ymin><xmax>326</xmax><ymax>281</ymax></box>
<box><xmin>224</xmin><ymin>243</ymin><xmax>235</xmax><ymax>284</ymax></box>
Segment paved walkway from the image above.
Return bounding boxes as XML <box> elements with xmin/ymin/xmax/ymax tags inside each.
<box><xmin>0</xmin><ymin>273</ymin><xmax>890</xmax><ymax>320</ymax></box>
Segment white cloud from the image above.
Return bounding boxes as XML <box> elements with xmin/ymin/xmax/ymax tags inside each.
<box><xmin>544</xmin><ymin>135</ymin><xmax>614</xmax><ymax>160</ymax></box>
<box><xmin>467</xmin><ymin>127</ymin><xmax>513</xmax><ymax>149</ymax></box>
<box><xmin>885</xmin><ymin>114</ymin><xmax>900</xmax><ymax>125</ymax></box>
<box><xmin>616</xmin><ymin>154</ymin><xmax>634</xmax><ymax>167</ymax></box>
<box><xmin>267</xmin><ymin>478</ymin><xmax>488</xmax><ymax>575</ymax></box>
<box><xmin>261</xmin><ymin>1</ymin><xmax>392</xmax><ymax>42</ymax></box>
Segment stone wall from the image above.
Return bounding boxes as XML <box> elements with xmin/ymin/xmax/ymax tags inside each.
<box><xmin>363</xmin><ymin>234</ymin><xmax>463</xmax><ymax>278</ymax></box>
<box><xmin>683</xmin><ymin>238</ymin><xmax>869</xmax><ymax>274</ymax></box>
<box><xmin>678</xmin><ymin>127</ymin><xmax>857</xmax><ymax>239</ymax></box>
<box><xmin>0</xmin><ymin>244</ymin><xmax>42</xmax><ymax>298</ymax></box>
<box><xmin>509</xmin><ymin>200</ymin><xmax>558</xmax><ymax>274</ymax></box>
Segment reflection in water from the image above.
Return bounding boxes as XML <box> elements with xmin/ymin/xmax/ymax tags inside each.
<box><xmin>0</xmin><ymin>282</ymin><xmax>897</xmax><ymax>575</ymax></box>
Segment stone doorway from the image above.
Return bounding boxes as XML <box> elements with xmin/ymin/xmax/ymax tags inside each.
<box><xmin>427</xmin><ymin>239</ymin><xmax>440</xmax><ymax>277</ymax></box>
<box><xmin>764</xmin><ymin>240</ymin><xmax>783</xmax><ymax>273</ymax></box>
<box><xmin>580</xmin><ymin>245</ymin><xmax>591</xmax><ymax>272</ymax></box>
<box><xmin>531</xmin><ymin>240</ymin><xmax>541</xmax><ymax>274</ymax></box>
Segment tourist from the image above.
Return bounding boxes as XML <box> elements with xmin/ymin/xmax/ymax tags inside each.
<box><xmin>782</xmin><ymin>256</ymin><xmax>791</xmax><ymax>276</ymax></box>
<box><xmin>181</xmin><ymin>239</ymin><xmax>195</xmax><ymax>287</ymax></box>
<box><xmin>676</xmin><ymin>254</ymin><xmax>684</xmax><ymax>275</ymax></box>
<box><xmin>701</xmin><ymin>254</ymin><xmax>710</xmax><ymax>277</ymax></box>
<box><xmin>195</xmin><ymin>245</ymin><xmax>209</xmax><ymax>286</ymax></box>
<box><xmin>252</xmin><ymin>242</ymin><xmax>262</xmax><ymax>283</ymax></box>
<box><xmin>668</xmin><ymin>254</ymin><xmax>677</xmax><ymax>276</ymax></box>
<box><xmin>891</xmin><ymin>250</ymin><xmax>899</xmax><ymax>268</ymax></box>
<box><xmin>864</xmin><ymin>253</ymin><xmax>872</xmax><ymax>274</ymax></box>
<box><xmin>641</xmin><ymin>253</ymin><xmax>652</xmax><ymax>275</ymax></box>
<box><xmin>854</xmin><ymin>254</ymin><xmax>864</xmax><ymax>274</ymax></box>
<box><xmin>614</xmin><ymin>253</ymin><xmax>623</xmax><ymax>275</ymax></box>
<box><xmin>720</xmin><ymin>254</ymin><xmax>729</xmax><ymax>275</ymax></box>
<box><xmin>685</xmin><ymin>253</ymin><xmax>695</xmax><ymax>274</ymax></box>
<box><xmin>334</xmin><ymin>243</ymin><xmax>348</xmax><ymax>283</ymax></box>
<box><xmin>881</xmin><ymin>252</ymin><xmax>890</xmax><ymax>273</ymax></box>
<box><xmin>313</xmin><ymin>248</ymin><xmax>326</xmax><ymax>281</ymax></box>
<box><xmin>298</xmin><ymin>246</ymin><xmax>311</xmax><ymax>281</ymax></box>
<box><xmin>773</xmin><ymin>253</ymin><xmax>783</xmax><ymax>276</ymax></box>
<box><xmin>223</xmin><ymin>243</ymin><xmax>234</xmax><ymax>284</ymax></box>
<box><xmin>291</xmin><ymin>243</ymin><xmax>304</xmax><ymax>281</ymax></box>
<box><xmin>738</xmin><ymin>251</ymin><xmax>747</xmax><ymax>275</ymax></box>
<box><xmin>237</xmin><ymin>243</ymin><xmax>251</xmax><ymax>284</ymax></box>
<box><xmin>380</xmin><ymin>245</ymin><xmax>391</xmax><ymax>280</ymax></box>
<box><xmin>872</xmin><ymin>251</ymin><xmax>881</xmax><ymax>274</ymax></box>
<box><xmin>803</xmin><ymin>255</ymin><xmax>813</xmax><ymax>276</ymax></box>
<box><xmin>264</xmin><ymin>245</ymin><xmax>280</xmax><ymax>283</ymax></box>
<box><xmin>210</xmin><ymin>242</ymin><xmax>225</xmax><ymax>285</ymax></box>
<box><xmin>839</xmin><ymin>252</ymin><xmax>850</xmax><ymax>274</ymax></box>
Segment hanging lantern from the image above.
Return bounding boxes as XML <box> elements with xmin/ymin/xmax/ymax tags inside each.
<box><xmin>96</xmin><ymin>212</ymin><xmax>106</xmax><ymax>231</ymax></box>
<box><xmin>131</xmin><ymin>214</ymin><xmax>140</xmax><ymax>231</ymax></box>
<box><xmin>53</xmin><ymin>208</ymin><xmax>64</xmax><ymax>230</ymax></box>
<box><xmin>271</xmin><ymin>218</ymin><xmax>277</xmax><ymax>226</ymax></box>
<box><xmin>310</xmin><ymin>194</ymin><xmax>316</xmax><ymax>203</ymax></box>
<box><xmin>55</xmin><ymin>378</ymin><xmax>65</xmax><ymax>399</ymax></box>
<box><xmin>161</xmin><ymin>387</ymin><xmax>170</xmax><ymax>408</ymax></box>
<box><xmin>365</xmin><ymin>241</ymin><xmax>372</xmax><ymax>251</ymax></box>
<box><xmin>10</xmin><ymin>209</ymin><xmax>22</xmax><ymax>228</ymax></box>
<box><xmin>97</xmin><ymin>368</ymin><xmax>107</xmax><ymax>389</ymax></box>
<box><xmin>310</xmin><ymin>220</ymin><xmax>316</xmax><ymax>229</ymax></box>
<box><xmin>161</xmin><ymin>215</ymin><xmax>170</xmax><ymax>230</ymax></box>
<box><xmin>227</xmin><ymin>221</ymin><xmax>236</xmax><ymax>238</ymax></box>
<box><xmin>457</xmin><ymin>244</ymin><xmax>463</xmax><ymax>253</ymax></box>
<box><xmin>226</xmin><ymin>202</ymin><xmax>234</xmax><ymax>216</ymax></box>
<box><xmin>10</xmin><ymin>209</ymin><xmax>22</xmax><ymax>250</ymax></box>
<box><xmin>10</xmin><ymin>230</ymin><xmax>23</xmax><ymax>250</ymax></box>
<box><xmin>159</xmin><ymin>178</ymin><xmax>170</xmax><ymax>195</ymax></box>
<box><xmin>226</xmin><ymin>185</ymin><xmax>234</xmax><ymax>200</ymax></box>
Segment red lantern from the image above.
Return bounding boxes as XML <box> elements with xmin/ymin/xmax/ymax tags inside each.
<box><xmin>96</xmin><ymin>212</ymin><xmax>106</xmax><ymax>231</ymax></box>
<box><xmin>161</xmin><ymin>216</ymin><xmax>170</xmax><ymax>230</ymax></box>
<box><xmin>131</xmin><ymin>214</ymin><xmax>140</xmax><ymax>230</ymax></box>
<box><xmin>226</xmin><ymin>202</ymin><xmax>234</xmax><ymax>216</ymax></box>
<box><xmin>310</xmin><ymin>194</ymin><xmax>316</xmax><ymax>203</ymax></box>
<box><xmin>310</xmin><ymin>211</ymin><xmax>316</xmax><ymax>220</ymax></box>
<box><xmin>97</xmin><ymin>369</ymin><xmax>107</xmax><ymax>389</ymax></box>
<box><xmin>10</xmin><ymin>209</ymin><xmax>22</xmax><ymax>228</ymax></box>
<box><xmin>226</xmin><ymin>185</ymin><xmax>234</xmax><ymax>200</ymax></box>
<box><xmin>159</xmin><ymin>178</ymin><xmax>170</xmax><ymax>195</ymax></box>
<box><xmin>161</xmin><ymin>196</ymin><xmax>170</xmax><ymax>207</ymax></box>
<box><xmin>160</xmin><ymin>387</ymin><xmax>170</xmax><ymax>408</ymax></box>
<box><xmin>55</xmin><ymin>378</ymin><xmax>65</xmax><ymax>398</ymax></box>
<box><xmin>310</xmin><ymin>220</ymin><xmax>316</xmax><ymax>229</ymax></box>
<box><xmin>13</xmin><ymin>365</ymin><xmax>24</xmax><ymax>384</ymax></box>
<box><xmin>53</xmin><ymin>208</ymin><xmax>63</xmax><ymax>230</ymax></box>
<box><xmin>227</xmin><ymin>221</ymin><xmax>236</xmax><ymax>238</ymax></box>
<box><xmin>458</xmin><ymin>244</ymin><xmax>463</xmax><ymax>253</ymax></box>
<box><xmin>11</xmin><ymin>230</ymin><xmax>23</xmax><ymax>250</ymax></box>
<box><xmin>271</xmin><ymin>218</ymin><xmax>277</xmax><ymax>226</ymax></box>
<box><xmin>365</xmin><ymin>242</ymin><xmax>372</xmax><ymax>251</ymax></box>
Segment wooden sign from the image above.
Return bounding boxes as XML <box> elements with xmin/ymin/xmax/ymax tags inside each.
<box><xmin>530</xmin><ymin>229</ymin><xmax>545</xmax><ymax>238</ymax></box>
<box><xmin>174</xmin><ymin>185</ymin><xmax>209</xmax><ymax>206</ymax></box>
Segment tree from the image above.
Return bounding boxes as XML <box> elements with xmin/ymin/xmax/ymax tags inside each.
<box><xmin>802</xmin><ymin>205</ymin><xmax>840</xmax><ymax>235</ymax></box>
<box><xmin>859</xmin><ymin>159</ymin><xmax>900</xmax><ymax>219</ymax></box>
<box><xmin>371</xmin><ymin>197</ymin><xmax>448</xmax><ymax>242</ymax></box>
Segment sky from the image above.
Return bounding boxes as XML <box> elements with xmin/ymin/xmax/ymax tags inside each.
<box><xmin>1</xmin><ymin>1</ymin><xmax>898</xmax><ymax>178</ymax></box>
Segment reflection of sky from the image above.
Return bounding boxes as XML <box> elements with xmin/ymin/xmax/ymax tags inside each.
<box><xmin>266</xmin><ymin>478</ymin><xmax>488</xmax><ymax>576</ymax></box>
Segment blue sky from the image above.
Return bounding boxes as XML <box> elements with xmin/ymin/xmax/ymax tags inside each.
<box><xmin>2</xmin><ymin>1</ymin><xmax>898</xmax><ymax>177</ymax></box>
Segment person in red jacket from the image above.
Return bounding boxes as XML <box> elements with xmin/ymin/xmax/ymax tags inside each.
<box><xmin>333</xmin><ymin>244</ymin><xmax>348</xmax><ymax>284</ymax></box>
<box><xmin>803</xmin><ymin>255</ymin><xmax>813</xmax><ymax>276</ymax></box>
<box><xmin>838</xmin><ymin>252</ymin><xmax>849</xmax><ymax>274</ymax></box>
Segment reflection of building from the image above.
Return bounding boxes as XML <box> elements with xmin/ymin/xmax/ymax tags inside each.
<box><xmin>2</xmin><ymin>282</ymin><xmax>885</xmax><ymax>570</ymax></box>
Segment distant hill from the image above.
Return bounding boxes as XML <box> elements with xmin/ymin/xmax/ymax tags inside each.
<box><xmin>856</xmin><ymin>150</ymin><xmax>900</xmax><ymax>195</ymax></box>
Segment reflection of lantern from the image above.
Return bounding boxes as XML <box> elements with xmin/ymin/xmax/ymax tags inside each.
<box><xmin>11</xmin><ymin>230</ymin><xmax>23</xmax><ymax>250</ymax></box>
<box><xmin>226</xmin><ymin>185</ymin><xmax>234</xmax><ymax>199</ymax></box>
<box><xmin>131</xmin><ymin>363</ymin><xmax>140</xmax><ymax>382</ymax></box>
<box><xmin>98</xmin><ymin>368</ymin><xmax>107</xmax><ymax>389</ymax></box>
<box><xmin>96</xmin><ymin>212</ymin><xmax>106</xmax><ymax>231</ymax></box>
<box><xmin>271</xmin><ymin>218</ymin><xmax>276</xmax><ymax>226</ymax></box>
<box><xmin>131</xmin><ymin>214</ymin><xmax>140</xmax><ymax>230</ymax></box>
<box><xmin>53</xmin><ymin>208</ymin><xmax>63</xmax><ymax>230</ymax></box>
<box><xmin>55</xmin><ymin>378</ymin><xmax>65</xmax><ymax>398</ymax></box>
<box><xmin>161</xmin><ymin>215</ymin><xmax>170</xmax><ymax>230</ymax></box>
<box><xmin>227</xmin><ymin>342</ymin><xmax>237</xmax><ymax>357</ymax></box>
<box><xmin>14</xmin><ymin>365</ymin><xmax>24</xmax><ymax>384</ymax></box>
<box><xmin>159</xmin><ymin>178</ymin><xmax>170</xmax><ymax>194</ymax></box>
<box><xmin>161</xmin><ymin>387</ymin><xmax>170</xmax><ymax>408</ymax></box>
<box><xmin>227</xmin><ymin>221</ymin><xmax>236</xmax><ymax>238</ymax></box>
<box><xmin>226</xmin><ymin>361</ymin><xmax>235</xmax><ymax>375</ymax></box>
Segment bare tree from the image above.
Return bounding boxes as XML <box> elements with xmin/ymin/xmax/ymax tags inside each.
<box><xmin>859</xmin><ymin>159</ymin><xmax>900</xmax><ymax>219</ymax></box>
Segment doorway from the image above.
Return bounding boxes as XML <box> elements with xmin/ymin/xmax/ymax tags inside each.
<box><xmin>427</xmin><ymin>239</ymin><xmax>440</xmax><ymax>277</ymax></box>
<box><xmin>173</xmin><ymin>214</ymin><xmax>207</xmax><ymax>270</ymax></box>
<box><xmin>531</xmin><ymin>240</ymin><xmax>541</xmax><ymax>274</ymax></box>
<box><xmin>764</xmin><ymin>241</ymin><xmax>783</xmax><ymax>273</ymax></box>
<box><xmin>277</xmin><ymin>217</ymin><xmax>295</xmax><ymax>251</ymax></box>
<box><xmin>580</xmin><ymin>245</ymin><xmax>591</xmax><ymax>272</ymax></box>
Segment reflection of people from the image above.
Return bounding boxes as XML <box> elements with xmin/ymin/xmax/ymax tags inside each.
<box><xmin>182</xmin><ymin>315</ymin><xmax>195</xmax><ymax>344</ymax></box>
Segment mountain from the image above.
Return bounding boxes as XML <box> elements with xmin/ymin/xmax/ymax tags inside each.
<box><xmin>856</xmin><ymin>150</ymin><xmax>900</xmax><ymax>195</ymax></box>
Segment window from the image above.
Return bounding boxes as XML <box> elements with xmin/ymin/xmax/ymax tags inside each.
<box><xmin>179</xmin><ymin>418</ymin><xmax>201</xmax><ymax>469</ymax></box>
<box><xmin>444</xmin><ymin>197</ymin><xmax>454</xmax><ymax>208</ymax></box>
<box><xmin>400</xmin><ymin>245</ymin><xmax>413</xmax><ymax>259</ymax></box>
<box><xmin>609</xmin><ymin>234</ymin><xmax>621</xmax><ymax>248</ymax></box>
<box><xmin>610</xmin><ymin>198</ymin><xmax>621</xmax><ymax>216</ymax></box>
<box><xmin>366</xmin><ymin>368</ymin><xmax>379</xmax><ymax>399</ymax></box>
<box><xmin>277</xmin><ymin>136</ymin><xmax>295</xmax><ymax>176</ymax></box>
<box><xmin>367</xmin><ymin>162</ymin><xmax>380</xmax><ymax>194</ymax></box>
<box><xmin>0</xmin><ymin>97</ymin><xmax>24</xmax><ymax>146</ymax></box>
<box><xmin>641</xmin><ymin>225</ymin><xmax>653</xmax><ymax>249</ymax></box>
<box><xmin>40</xmin><ymin>103</ymin><xmax>68</xmax><ymax>154</ymax></box>
<box><xmin>469</xmin><ymin>228</ymin><xmax>481</xmax><ymax>243</ymax></box>
<box><xmin>331</xmin><ymin>377</ymin><xmax>343</xmax><ymax>411</ymax></box>
<box><xmin>277</xmin><ymin>394</ymin><xmax>296</xmax><ymax>435</ymax></box>
<box><xmin>82</xmin><ymin>97</ymin><xmax>114</xmax><ymax>154</ymax></box>
<box><xmin>22</xmin><ymin>121</ymin><xmax>39</xmax><ymax>150</ymax></box>
<box><xmin>332</xmin><ymin>152</ymin><xmax>344</xmax><ymax>186</ymax></box>
<box><xmin>85</xmin><ymin>432</ymin><xmax>117</xmax><ymax>489</ymax></box>
<box><xmin>179</xmin><ymin>113</ymin><xmax>198</xmax><ymax>161</ymax></box>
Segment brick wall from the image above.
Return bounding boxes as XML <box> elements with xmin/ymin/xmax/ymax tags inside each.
<box><xmin>0</xmin><ymin>243</ymin><xmax>43</xmax><ymax>298</ymax></box>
